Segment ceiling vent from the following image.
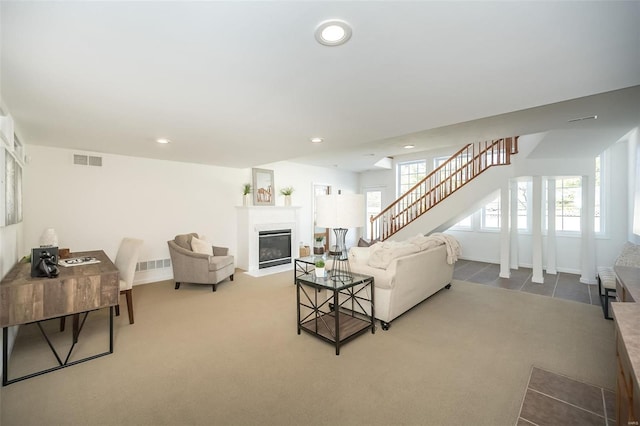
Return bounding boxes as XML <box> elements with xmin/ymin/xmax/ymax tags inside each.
<box><xmin>74</xmin><ymin>154</ymin><xmax>103</xmax><ymax>166</ymax></box>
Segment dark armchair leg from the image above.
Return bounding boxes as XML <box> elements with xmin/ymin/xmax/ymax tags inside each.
<box><xmin>230</xmin><ymin>274</ymin><xmax>234</xmax><ymax>281</ymax></box>
<box><xmin>175</xmin><ymin>282</ymin><xmax>181</xmax><ymax>290</ymax></box>
<box><xmin>212</xmin><ymin>284</ymin><xmax>217</xmax><ymax>292</ymax></box>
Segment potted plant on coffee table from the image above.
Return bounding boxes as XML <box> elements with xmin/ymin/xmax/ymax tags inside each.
<box><xmin>314</xmin><ymin>259</ymin><xmax>326</xmax><ymax>278</ymax></box>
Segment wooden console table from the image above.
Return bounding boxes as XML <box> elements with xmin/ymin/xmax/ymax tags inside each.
<box><xmin>611</xmin><ymin>265</ymin><xmax>640</xmax><ymax>423</ymax></box>
<box><xmin>1</xmin><ymin>250</ymin><xmax>119</xmax><ymax>385</ymax></box>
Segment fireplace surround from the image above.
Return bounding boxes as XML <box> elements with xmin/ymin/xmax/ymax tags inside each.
<box><xmin>236</xmin><ymin>206</ymin><xmax>300</xmax><ymax>275</ymax></box>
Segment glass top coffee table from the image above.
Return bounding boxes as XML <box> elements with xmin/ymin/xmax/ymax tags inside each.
<box><xmin>295</xmin><ymin>270</ymin><xmax>375</xmax><ymax>355</ymax></box>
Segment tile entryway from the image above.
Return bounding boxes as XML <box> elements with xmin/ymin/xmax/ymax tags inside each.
<box><xmin>518</xmin><ymin>367</ymin><xmax>615</xmax><ymax>426</ymax></box>
<box><xmin>454</xmin><ymin>260</ymin><xmax>601</xmax><ymax>306</ymax></box>
<box><xmin>454</xmin><ymin>261</ymin><xmax>616</xmax><ymax>425</ymax></box>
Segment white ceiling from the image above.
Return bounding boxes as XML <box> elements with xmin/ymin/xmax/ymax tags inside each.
<box><xmin>1</xmin><ymin>1</ymin><xmax>639</xmax><ymax>172</ymax></box>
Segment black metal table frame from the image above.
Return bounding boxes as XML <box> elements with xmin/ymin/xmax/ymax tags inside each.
<box><xmin>296</xmin><ymin>273</ymin><xmax>375</xmax><ymax>355</ymax></box>
<box><xmin>2</xmin><ymin>306</ymin><xmax>114</xmax><ymax>386</ymax></box>
<box><xmin>293</xmin><ymin>257</ymin><xmax>319</xmax><ymax>282</ymax></box>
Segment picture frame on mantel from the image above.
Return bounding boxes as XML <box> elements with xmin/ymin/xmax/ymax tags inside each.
<box><xmin>252</xmin><ymin>168</ymin><xmax>274</xmax><ymax>206</ymax></box>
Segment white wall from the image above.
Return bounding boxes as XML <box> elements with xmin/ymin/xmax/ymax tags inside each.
<box><xmin>23</xmin><ymin>146</ymin><xmax>359</xmax><ymax>283</ymax></box>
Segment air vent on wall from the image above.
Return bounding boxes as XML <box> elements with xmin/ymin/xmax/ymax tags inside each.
<box><xmin>73</xmin><ymin>154</ymin><xmax>88</xmax><ymax>165</ymax></box>
<box><xmin>74</xmin><ymin>154</ymin><xmax>103</xmax><ymax>166</ymax></box>
<box><xmin>88</xmin><ymin>156</ymin><xmax>102</xmax><ymax>166</ymax></box>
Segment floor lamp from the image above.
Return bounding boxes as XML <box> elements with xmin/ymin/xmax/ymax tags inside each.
<box><xmin>315</xmin><ymin>193</ymin><xmax>365</xmax><ymax>281</ymax></box>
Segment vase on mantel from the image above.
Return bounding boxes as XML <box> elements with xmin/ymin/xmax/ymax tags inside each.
<box><xmin>243</xmin><ymin>194</ymin><xmax>251</xmax><ymax>207</ymax></box>
<box><xmin>284</xmin><ymin>195</ymin><xmax>291</xmax><ymax>207</ymax></box>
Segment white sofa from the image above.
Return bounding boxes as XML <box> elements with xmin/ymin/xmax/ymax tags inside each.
<box><xmin>347</xmin><ymin>234</ymin><xmax>460</xmax><ymax>330</ymax></box>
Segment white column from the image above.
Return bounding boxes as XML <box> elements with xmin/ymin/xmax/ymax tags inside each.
<box><xmin>531</xmin><ymin>176</ymin><xmax>544</xmax><ymax>283</ymax></box>
<box><xmin>509</xmin><ymin>180</ymin><xmax>519</xmax><ymax>270</ymax></box>
<box><xmin>580</xmin><ymin>174</ymin><xmax>597</xmax><ymax>284</ymax></box>
<box><xmin>499</xmin><ymin>181</ymin><xmax>511</xmax><ymax>278</ymax></box>
<box><xmin>546</xmin><ymin>178</ymin><xmax>557</xmax><ymax>275</ymax></box>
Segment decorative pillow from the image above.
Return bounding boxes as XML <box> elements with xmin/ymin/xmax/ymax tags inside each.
<box><xmin>358</xmin><ymin>238</ymin><xmax>371</xmax><ymax>247</ymax></box>
<box><xmin>358</xmin><ymin>238</ymin><xmax>379</xmax><ymax>247</ymax></box>
<box><xmin>190</xmin><ymin>237</ymin><xmax>213</xmax><ymax>256</ymax></box>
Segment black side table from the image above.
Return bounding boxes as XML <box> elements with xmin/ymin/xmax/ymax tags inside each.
<box><xmin>296</xmin><ymin>271</ymin><xmax>375</xmax><ymax>355</ymax></box>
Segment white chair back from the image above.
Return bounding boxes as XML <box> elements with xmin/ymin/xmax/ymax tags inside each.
<box><xmin>114</xmin><ymin>238</ymin><xmax>143</xmax><ymax>290</ymax></box>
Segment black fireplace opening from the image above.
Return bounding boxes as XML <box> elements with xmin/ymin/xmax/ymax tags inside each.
<box><xmin>258</xmin><ymin>229</ymin><xmax>292</xmax><ymax>269</ymax></box>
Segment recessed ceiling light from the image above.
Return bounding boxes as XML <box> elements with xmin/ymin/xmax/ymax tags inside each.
<box><xmin>315</xmin><ymin>19</ymin><xmax>352</xmax><ymax>46</ymax></box>
<box><xmin>404</xmin><ymin>144</ymin><xmax>415</xmax><ymax>149</ymax></box>
<box><xmin>310</xmin><ymin>137</ymin><xmax>324</xmax><ymax>143</ymax></box>
<box><xmin>156</xmin><ymin>138</ymin><xmax>170</xmax><ymax>144</ymax></box>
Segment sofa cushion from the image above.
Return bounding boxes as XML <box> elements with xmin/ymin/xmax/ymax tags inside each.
<box><xmin>191</xmin><ymin>237</ymin><xmax>213</xmax><ymax>255</ymax></box>
<box><xmin>367</xmin><ymin>241</ymin><xmax>420</xmax><ymax>269</ymax></box>
<box><xmin>175</xmin><ymin>233</ymin><xmax>198</xmax><ymax>251</ymax></box>
<box><xmin>209</xmin><ymin>255</ymin><xmax>234</xmax><ymax>271</ymax></box>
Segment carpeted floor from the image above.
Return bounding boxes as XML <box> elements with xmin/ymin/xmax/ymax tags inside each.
<box><xmin>0</xmin><ymin>270</ymin><xmax>616</xmax><ymax>426</ymax></box>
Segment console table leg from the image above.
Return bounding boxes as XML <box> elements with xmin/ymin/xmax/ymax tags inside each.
<box><xmin>109</xmin><ymin>306</ymin><xmax>114</xmax><ymax>353</ymax></box>
<box><xmin>2</xmin><ymin>327</ymin><xmax>8</xmax><ymax>386</ymax></box>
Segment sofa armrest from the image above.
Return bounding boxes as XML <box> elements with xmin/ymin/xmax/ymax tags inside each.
<box><xmin>213</xmin><ymin>246</ymin><xmax>229</xmax><ymax>256</ymax></box>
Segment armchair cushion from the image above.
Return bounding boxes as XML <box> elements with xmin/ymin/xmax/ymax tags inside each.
<box><xmin>191</xmin><ymin>237</ymin><xmax>213</xmax><ymax>255</ymax></box>
<box><xmin>209</xmin><ymin>255</ymin><xmax>234</xmax><ymax>271</ymax></box>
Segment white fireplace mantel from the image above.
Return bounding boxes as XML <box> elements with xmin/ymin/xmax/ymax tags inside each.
<box><xmin>236</xmin><ymin>206</ymin><xmax>300</xmax><ymax>273</ymax></box>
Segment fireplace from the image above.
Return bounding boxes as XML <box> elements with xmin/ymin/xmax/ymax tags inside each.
<box><xmin>258</xmin><ymin>229</ymin><xmax>292</xmax><ymax>269</ymax></box>
<box><xmin>236</xmin><ymin>206</ymin><xmax>300</xmax><ymax>275</ymax></box>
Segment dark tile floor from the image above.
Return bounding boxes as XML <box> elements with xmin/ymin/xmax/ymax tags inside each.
<box><xmin>518</xmin><ymin>367</ymin><xmax>616</xmax><ymax>426</ymax></box>
<box><xmin>454</xmin><ymin>259</ymin><xmax>601</xmax><ymax>307</ymax></box>
<box><xmin>454</xmin><ymin>261</ymin><xmax>616</xmax><ymax>425</ymax></box>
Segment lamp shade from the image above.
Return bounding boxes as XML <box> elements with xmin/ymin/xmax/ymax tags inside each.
<box><xmin>316</xmin><ymin>194</ymin><xmax>365</xmax><ymax>229</ymax></box>
<box><xmin>39</xmin><ymin>228</ymin><xmax>58</xmax><ymax>247</ymax></box>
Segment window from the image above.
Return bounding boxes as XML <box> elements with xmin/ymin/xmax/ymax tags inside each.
<box><xmin>397</xmin><ymin>160</ymin><xmax>427</xmax><ymax>196</ymax></box>
<box><xmin>481</xmin><ymin>194</ymin><xmax>501</xmax><ymax>229</ymax></box>
<box><xmin>517</xmin><ymin>180</ymin><xmax>531</xmax><ymax>231</ymax></box>
<box><xmin>365</xmin><ymin>189</ymin><xmax>382</xmax><ymax>239</ymax></box>
<box><xmin>555</xmin><ymin>176</ymin><xmax>582</xmax><ymax>232</ymax></box>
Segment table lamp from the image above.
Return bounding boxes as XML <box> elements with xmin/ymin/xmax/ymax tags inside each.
<box><xmin>315</xmin><ymin>193</ymin><xmax>365</xmax><ymax>281</ymax></box>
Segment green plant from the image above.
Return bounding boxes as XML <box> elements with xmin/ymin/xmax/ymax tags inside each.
<box><xmin>280</xmin><ymin>186</ymin><xmax>294</xmax><ymax>196</ymax></box>
<box><xmin>315</xmin><ymin>259</ymin><xmax>325</xmax><ymax>268</ymax></box>
<box><xmin>315</xmin><ymin>235</ymin><xmax>324</xmax><ymax>242</ymax></box>
<box><xmin>242</xmin><ymin>183</ymin><xmax>251</xmax><ymax>195</ymax></box>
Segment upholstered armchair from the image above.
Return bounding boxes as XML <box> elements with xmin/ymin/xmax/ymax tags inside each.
<box><xmin>167</xmin><ymin>233</ymin><xmax>235</xmax><ymax>292</ymax></box>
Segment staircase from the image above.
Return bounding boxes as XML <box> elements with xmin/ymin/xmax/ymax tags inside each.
<box><xmin>370</xmin><ymin>137</ymin><xmax>519</xmax><ymax>241</ymax></box>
